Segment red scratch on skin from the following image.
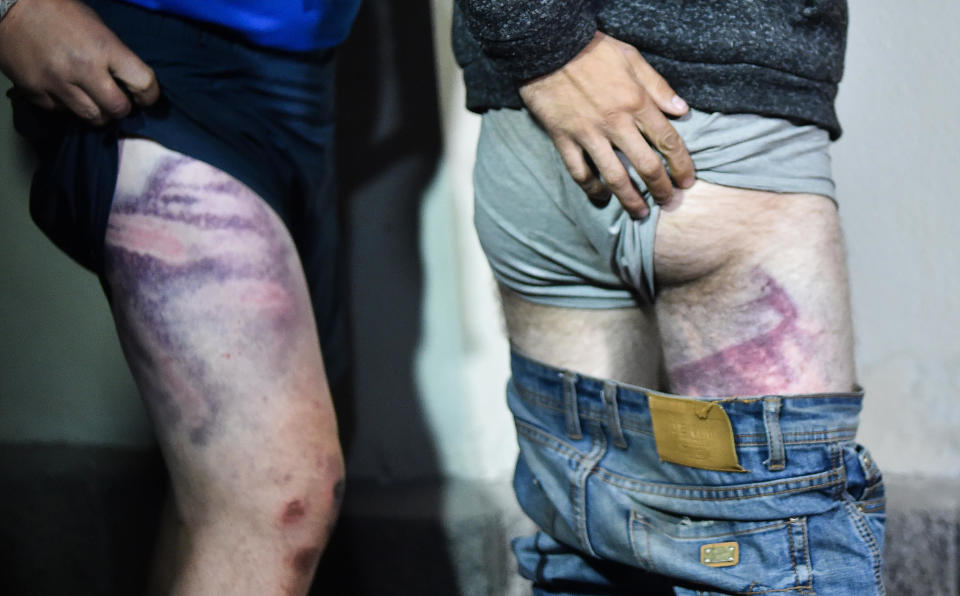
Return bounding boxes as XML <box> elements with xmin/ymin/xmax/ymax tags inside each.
<box><xmin>669</xmin><ymin>275</ymin><xmax>814</xmax><ymax>396</ymax></box>
<box><xmin>281</xmin><ymin>499</ymin><xmax>307</xmax><ymax>525</ymax></box>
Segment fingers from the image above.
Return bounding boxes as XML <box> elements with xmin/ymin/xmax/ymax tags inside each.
<box><xmin>581</xmin><ymin>135</ymin><xmax>650</xmax><ymax>218</ymax></box>
<box><xmin>78</xmin><ymin>71</ymin><xmax>133</xmax><ymax>121</ymax></box>
<box><xmin>59</xmin><ymin>83</ymin><xmax>105</xmax><ymax>125</ymax></box>
<box><xmin>109</xmin><ymin>49</ymin><xmax>160</xmax><ymax>106</ymax></box>
<box><xmin>554</xmin><ymin>137</ymin><xmax>612</xmax><ymax>206</ymax></box>
<box><xmin>633</xmin><ymin>108</ymin><xmax>696</xmax><ymax>192</ymax></box>
<box><xmin>607</xmin><ymin>125</ymin><xmax>670</xmax><ymax>211</ymax></box>
<box><xmin>65</xmin><ymin>41</ymin><xmax>156</xmax><ymax>125</ymax></box>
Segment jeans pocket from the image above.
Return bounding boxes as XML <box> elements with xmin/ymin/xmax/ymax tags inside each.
<box><xmin>628</xmin><ymin>503</ymin><xmax>811</xmax><ymax>594</ymax></box>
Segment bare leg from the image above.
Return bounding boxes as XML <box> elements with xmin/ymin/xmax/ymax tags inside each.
<box><xmin>103</xmin><ymin>139</ymin><xmax>344</xmax><ymax>596</ymax></box>
<box><xmin>500</xmin><ymin>181</ymin><xmax>855</xmax><ymax>397</ymax></box>
<box><xmin>499</xmin><ymin>288</ymin><xmax>662</xmax><ymax>388</ymax></box>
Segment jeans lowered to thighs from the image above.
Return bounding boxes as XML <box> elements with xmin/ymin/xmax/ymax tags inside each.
<box><xmin>508</xmin><ymin>352</ymin><xmax>886</xmax><ymax>595</ymax></box>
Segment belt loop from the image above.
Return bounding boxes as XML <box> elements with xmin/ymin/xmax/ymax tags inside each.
<box><xmin>763</xmin><ymin>396</ymin><xmax>786</xmax><ymax>471</ymax></box>
<box><xmin>562</xmin><ymin>371</ymin><xmax>582</xmax><ymax>440</ymax></box>
<box><xmin>602</xmin><ymin>381</ymin><xmax>628</xmax><ymax>449</ymax></box>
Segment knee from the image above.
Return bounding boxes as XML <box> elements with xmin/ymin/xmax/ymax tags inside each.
<box><xmin>653</xmin><ymin>182</ymin><xmax>843</xmax><ymax>287</ymax></box>
<box><xmin>274</xmin><ymin>448</ymin><xmax>346</xmax><ymax>542</ymax></box>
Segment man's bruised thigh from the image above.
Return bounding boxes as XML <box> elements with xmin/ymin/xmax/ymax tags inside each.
<box><xmin>652</xmin><ymin>181</ymin><xmax>856</xmax><ymax>396</ymax></box>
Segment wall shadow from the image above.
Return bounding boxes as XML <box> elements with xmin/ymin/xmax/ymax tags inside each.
<box><xmin>316</xmin><ymin>0</ymin><xmax>459</xmax><ymax>593</ymax></box>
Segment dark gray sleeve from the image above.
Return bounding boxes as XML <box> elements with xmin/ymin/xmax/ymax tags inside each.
<box><xmin>455</xmin><ymin>0</ymin><xmax>597</xmax><ymax>82</ymax></box>
<box><xmin>0</xmin><ymin>0</ymin><xmax>19</xmax><ymax>21</ymax></box>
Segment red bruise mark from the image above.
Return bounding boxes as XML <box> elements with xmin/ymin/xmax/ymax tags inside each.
<box><xmin>669</xmin><ymin>274</ymin><xmax>814</xmax><ymax>396</ymax></box>
<box><xmin>222</xmin><ymin>353</ymin><xmax>231</xmax><ymax>359</ymax></box>
<box><xmin>291</xmin><ymin>547</ymin><xmax>319</xmax><ymax>575</ymax></box>
<box><xmin>281</xmin><ymin>499</ymin><xmax>307</xmax><ymax>525</ymax></box>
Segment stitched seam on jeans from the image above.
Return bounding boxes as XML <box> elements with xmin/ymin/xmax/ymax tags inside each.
<box><xmin>513</xmin><ymin>387</ymin><xmax>616</xmax><ymax>431</ymax></box>
<box><xmin>830</xmin><ymin>442</ymin><xmax>845</xmax><ymax>500</ymax></box>
<box><xmin>632</xmin><ymin>518</ymin><xmax>786</xmax><ymax>540</ymax></box>
<box><xmin>627</xmin><ymin>512</ymin><xmax>660</xmax><ymax>574</ymax></box>
<box><xmin>596</xmin><ymin>474</ymin><xmax>840</xmax><ymax>501</ymax></box>
<box><xmin>735</xmin><ymin>588</ymin><xmax>815</xmax><ymax>594</ymax></box>
<box><xmin>727</xmin><ymin>587</ymin><xmax>817</xmax><ymax>595</ymax></box>
<box><xmin>515</xmin><ymin>420</ymin><xmax>585</xmax><ymax>461</ymax></box>
<box><xmin>847</xmin><ymin>501</ymin><xmax>880</xmax><ymax>560</ymax></box>
<box><xmin>735</xmin><ymin>428</ymin><xmax>857</xmax><ymax>439</ymax></box>
<box><xmin>858</xmin><ymin>498</ymin><xmax>885</xmax><ymax>513</ymax></box>
<box><xmin>787</xmin><ymin>520</ymin><xmax>801</xmax><ymax>588</ymax></box>
<box><xmin>594</xmin><ymin>466</ymin><xmax>839</xmax><ymax>494</ymax></box>
<box><xmin>736</xmin><ymin>436</ymin><xmax>855</xmax><ymax>447</ymax></box>
<box><xmin>627</xmin><ymin>511</ymin><xmax>648</xmax><ymax>571</ymax></box>
<box><xmin>514</xmin><ymin>383</ymin><xmax>573</xmax><ymax>411</ymax></box>
<box><xmin>844</xmin><ymin>500</ymin><xmax>885</xmax><ymax>590</ymax></box>
<box><xmin>800</xmin><ymin>517</ymin><xmax>814</xmax><ymax>593</ymax></box>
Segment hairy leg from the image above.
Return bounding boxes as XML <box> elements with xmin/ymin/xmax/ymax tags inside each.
<box><xmin>103</xmin><ymin>139</ymin><xmax>344</xmax><ymax>596</ymax></box>
<box><xmin>499</xmin><ymin>287</ymin><xmax>662</xmax><ymax>387</ymax></box>
<box><xmin>499</xmin><ymin>181</ymin><xmax>855</xmax><ymax>397</ymax></box>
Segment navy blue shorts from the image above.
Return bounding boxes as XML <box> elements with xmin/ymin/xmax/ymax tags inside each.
<box><xmin>10</xmin><ymin>0</ymin><xmax>347</xmax><ymax>380</ymax></box>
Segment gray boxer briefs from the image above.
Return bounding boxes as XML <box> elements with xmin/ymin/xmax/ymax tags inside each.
<box><xmin>473</xmin><ymin>107</ymin><xmax>835</xmax><ymax>308</ymax></box>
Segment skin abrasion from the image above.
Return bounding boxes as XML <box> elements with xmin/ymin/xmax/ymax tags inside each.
<box><xmin>665</xmin><ymin>271</ymin><xmax>822</xmax><ymax>397</ymax></box>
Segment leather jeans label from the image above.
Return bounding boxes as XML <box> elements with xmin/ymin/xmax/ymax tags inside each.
<box><xmin>647</xmin><ymin>393</ymin><xmax>746</xmax><ymax>472</ymax></box>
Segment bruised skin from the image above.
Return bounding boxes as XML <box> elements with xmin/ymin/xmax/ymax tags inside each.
<box><xmin>653</xmin><ymin>183</ymin><xmax>855</xmax><ymax>397</ymax></box>
<box><xmin>105</xmin><ymin>155</ymin><xmax>302</xmax><ymax>444</ymax></box>
<box><xmin>499</xmin><ymin>182</ymin><xmax>855</xmax><ymax>397</ymax></box>
<box><xmin>664</xmin><ymin>270</ymin><xmax>824</xmax><ymax>396</ymax></box>
<box><xmin>106</xmin><ymin>139</ymin><xmax>343</xmax><ymax>596</ymax></box>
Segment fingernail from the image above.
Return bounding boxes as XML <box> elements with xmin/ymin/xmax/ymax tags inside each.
<box><xmin>671</xmin><ymin>95</ymin><xmax>688</xmax><ymax>111</ymax></box>
<box><xmin>681</xmin><ymin>176</ymin><xmax>695</xmax><ymax>188</ymax></box>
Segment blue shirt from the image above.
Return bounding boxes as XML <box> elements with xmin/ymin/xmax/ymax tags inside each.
<box><xmin>120</xmin><ymin>0</ymin><xmax>362</xmax><ymax>51</ymax></box>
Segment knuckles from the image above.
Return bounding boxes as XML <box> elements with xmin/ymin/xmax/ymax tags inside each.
<box><xmin>658</xmin><ymin>129</ymin><xmax>683</xmax><ymax>154</ymax></box>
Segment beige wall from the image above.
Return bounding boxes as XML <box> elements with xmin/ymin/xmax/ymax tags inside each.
<box><xmin>835</xmin><ymin>0</ymin><xmax>960</xmax><ymax>476</ymax></box>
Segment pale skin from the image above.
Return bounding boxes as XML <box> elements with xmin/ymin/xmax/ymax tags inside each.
<box><xmin>506</xmin><ymin>32</ymin><xmax>856</xmax><ymax>397</ymax></box>
<box><xmin>1</xmin><ymin>1</ymin><xmax>345</xmax><ymax>593</ymax></box>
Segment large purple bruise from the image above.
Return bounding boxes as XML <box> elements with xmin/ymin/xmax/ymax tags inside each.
<box><xmin>668</xmin><ymin>272</ymin><xmax>815</xmax><ymax>396</ymax></box>
<box><xmin>103</xmin><ymin>155</ymin><xmax>296</xmax><ymax>446</ymax></box>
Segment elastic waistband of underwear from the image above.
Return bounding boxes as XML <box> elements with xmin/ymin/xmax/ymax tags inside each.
<box><xmin>509</xmin><ymin>350</ymin><xmax>863</xmax><ymax>447</ymax></box>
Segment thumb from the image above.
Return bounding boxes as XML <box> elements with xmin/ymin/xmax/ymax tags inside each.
<box><xmin>108</xmin><ymin>44</ymin><xmax>160</xmax><ymax>106</ymax></box>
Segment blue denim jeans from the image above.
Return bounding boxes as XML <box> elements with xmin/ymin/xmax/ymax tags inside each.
<box><xmin>508</xmin><ymin>352</ymin><xmax>886</xmax><ymax>595</ymax></box>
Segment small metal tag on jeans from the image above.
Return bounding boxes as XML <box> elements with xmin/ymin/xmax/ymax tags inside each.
<box><xmin>701</xmin><ymin>542</ymin><xmax>739</xmax><ymax>567</ymax></box>
<box><xmin>647</xmin><ymin>393</ymin><xmax>746</xmax><ymax>472</ymax></box>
